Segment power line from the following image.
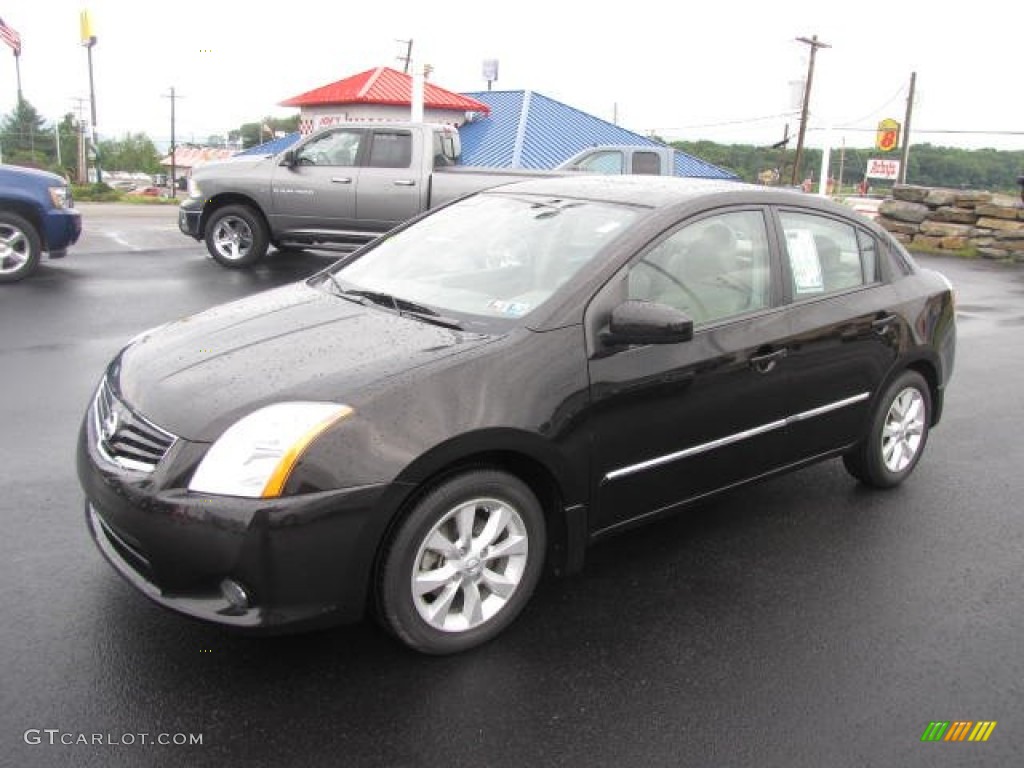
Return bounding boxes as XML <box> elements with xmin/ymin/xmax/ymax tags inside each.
<box><xmin>655</xmin><ymin>112</ymin><xmax>796</xmax><ymax>132</ymax></box>
<box><xmin>832</xmin><ymin>84</ymin><xmax>907</xmax><ymax>129</ymax></box>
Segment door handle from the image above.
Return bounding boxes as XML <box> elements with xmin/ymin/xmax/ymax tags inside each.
<box><xmin>871</xmin><ymin>314</ymin><xmax>898</xmax><ymax>333</ymax></box>
<box><xmin>331</xmin><ymin>177</ymin><xmax>352</xmax><ymax>184</ymax></box>
<box><xmin>393</xmin><ymin>180</ymin><xmax>416</xmax><ymax>187</ymax></box>
<box><xmin>749</xmin><ymin>348</ymin><xmax>788</xmax><ymax>374</ymax></box>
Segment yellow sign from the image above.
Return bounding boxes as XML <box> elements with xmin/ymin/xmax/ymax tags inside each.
<box><xmin>80</xmin><ymin>10</ymin><xmax>96</xmax><ymax>47</ymax></box>
<box><xmin>876</xmin><ymin>118</ymin><xmax>900</xmax><ymax>152</ymax></box>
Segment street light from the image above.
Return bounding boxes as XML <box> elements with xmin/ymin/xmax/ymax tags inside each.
<box><xmin>80</xmin><ymin>9</ymin><xmax>101</xmax><ymax>184</ymax></box>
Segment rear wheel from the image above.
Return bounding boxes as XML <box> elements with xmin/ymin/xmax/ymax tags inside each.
<box><xmin>0</xmin><ymin>212</ymin><xmax>42</xmax><ymax>283</ymax></box>
<box><xmin>843</xmin><ymin>370</ymin><xmax>931</xmax><ymax>488</ymax></box>
<box><xmin>378</xmin><ymin>469</ymin><xmax>546</xmax><ymax>654</ymax></box>
<box><xmin>205</xmin><ymin>205</ymin><xmax>268</xmax><ymax>268</ymax></box>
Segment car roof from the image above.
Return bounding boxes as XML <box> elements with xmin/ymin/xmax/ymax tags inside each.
<box><xmin>484</xmin><ymin>174</ymin><xmax>855</xmax><ymax>216</ymax></box>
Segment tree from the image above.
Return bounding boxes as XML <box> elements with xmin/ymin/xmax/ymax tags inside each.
<box><xmin>1</xmin><ymin>98</ymin><xmax>53</xmax><ymax>168</ymax></box>
<box><xmin>236</xmin><ymin>115</ymin><xmax>301</xmax><ymax>149</ymax></box>
<box><xmin>97</xmin><ymin>133</ymin><xmax>162</xmax><ymax>174</ymax></box>
<box><xmin>56</xmin><ymin>113</ymin><xmax>81</xmax><ymax>181</ymax></box>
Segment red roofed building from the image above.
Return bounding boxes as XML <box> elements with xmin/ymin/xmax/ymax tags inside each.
<box><xmin>280</xmin><ymin>66</ymin><xmax>490</xmax><ymax>135</ymax></box>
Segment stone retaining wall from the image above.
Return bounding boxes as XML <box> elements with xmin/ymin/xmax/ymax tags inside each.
<box><xmin>877</xmin><ymin>185</ymin><xmax>1024</xmax><ymax>262</ymax></box>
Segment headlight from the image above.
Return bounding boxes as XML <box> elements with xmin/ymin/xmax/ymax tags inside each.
<box><xmin>187</xmin><ymin>177</ymin><xmax>202</xmax><ymax>198</ymax></box>
<box><xmin>188</xmin><ymin>402</ymin><xmax>353</xmax><ymax>498</ymax></box>
<box><xmin>49</xmin><ymin>185</ymin><xmax>70</xmax><ymax>209</ymax></box>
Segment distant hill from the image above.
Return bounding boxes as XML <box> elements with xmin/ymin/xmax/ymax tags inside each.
<box><xmin>672</xmin><ymin>140</ymin><xmax>1024</xmax><ymax>193</ymax></box>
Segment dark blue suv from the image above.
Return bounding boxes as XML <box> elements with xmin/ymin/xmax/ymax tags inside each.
<box><xmin>0</xmin><ymin>164</ymin><xmax>82</xmax><ymax>283</ymax></box>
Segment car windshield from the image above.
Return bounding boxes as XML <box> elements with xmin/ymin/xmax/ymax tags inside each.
<box><xmin>322</xmin><ymin>192</ymin><xmax>639</xmax><ymax>327</ymax></box>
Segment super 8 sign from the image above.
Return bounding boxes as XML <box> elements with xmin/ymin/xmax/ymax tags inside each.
<box><xmin>876</xmin><ymin>119</ymin><xmax>901</xmax><ymax>152</ymax></box>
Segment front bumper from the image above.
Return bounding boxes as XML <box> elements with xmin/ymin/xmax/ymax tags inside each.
<box><xmin>42</xmin><ymin>208</ymin><xmax>82</xmax><ymax>253</ymax></box>
<box><xmin>178</xmin><ymin>198</ymin><xmax>204</xmax><ymax>239</ymax></box>
<box><xmin>78</xmin><ymin>412</ymin><xmax>407</xmax><ymax>632</ymax></box>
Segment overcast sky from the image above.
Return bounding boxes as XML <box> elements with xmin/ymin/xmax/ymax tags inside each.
<box><xmin>2</xmin><ymin>0</ymin><xmax>1020</xmax><ymax>152</ymax></box>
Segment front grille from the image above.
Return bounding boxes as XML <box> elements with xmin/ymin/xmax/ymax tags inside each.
<box><xmin>94</xmin><ymin>378</ymin><xmax>177</xmax><ymax>472</ymax></box>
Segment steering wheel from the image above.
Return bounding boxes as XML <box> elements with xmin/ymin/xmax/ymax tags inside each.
<box><xmin>634</xmin><ymin>259</ymin><xmax>708</xmax><ymax>319</ymax></box>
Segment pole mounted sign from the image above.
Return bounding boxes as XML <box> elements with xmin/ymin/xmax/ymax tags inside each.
<box><xmin>876</xmin><ymin>118</ymin><xmax>901</xmax><ymax>152</ymax></box>
<box><xmin>866</xmin><ymin>157</ymin><xmax>901</xmax><ymax>180</ymax></box>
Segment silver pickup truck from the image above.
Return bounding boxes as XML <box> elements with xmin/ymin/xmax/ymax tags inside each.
<box><xmin>179</xmin><ymin>122</ymin><xmax>555</xmax><ymax>268</ymax></box>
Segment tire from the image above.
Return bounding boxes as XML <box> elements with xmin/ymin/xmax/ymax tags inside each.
<box><xmin>378</xmin><ymin>469</ymin><xmax>546</xmax><ymax>654</ymax></box>
<box><xmin>0</xmin><ymin>211</ymin><xmax>43</xmax><ymax>284</ymax></box>
<box><xmin>843</xmin><ymin>370</ymin><xmax>931</xmax><ymax>488</ymax></box>
<box><xmin>204</xmin><ymin>205</ymin><xmax>268</xmax><ymax>268</ymax></box>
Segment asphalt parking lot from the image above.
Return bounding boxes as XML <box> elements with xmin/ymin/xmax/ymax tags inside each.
<box><xmin>2</xmin><ymin>204</ymin><xmax>1022</xmax><ymax>767</ymax></box>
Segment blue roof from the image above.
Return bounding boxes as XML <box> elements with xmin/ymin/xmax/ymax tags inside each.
<box><xmin>236</xmin><ymin>132</ymin><xmax>301</xmax><ymax>156</ymax></box>
<box><xmin>459</xmin><ymin>91</ymin><xmax>736</xmax><ymax>179</ymax></box>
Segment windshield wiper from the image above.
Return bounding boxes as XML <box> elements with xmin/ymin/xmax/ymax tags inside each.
<box><xmin>319</xmin><ymin>270</ymin><xmax>348</xmax><ymax>297</ymax></box>
<box><xmin>400</xmin><ymin>309</ymin><xmax>464</xmax><ymax>330</ymax></box>
<box><xmin>333</xmin><ymin>286</ymin><xmax>464</xmax><ymax>330</ymax></box>
<box><xmin>339</xmin><ymin>288</ymin><xmax>400</xmax><ymax>311</ymax></box>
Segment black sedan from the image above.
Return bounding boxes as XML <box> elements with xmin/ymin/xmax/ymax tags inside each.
<box><xmin>78</xmin><ymin>176</ymin><xmax>956</xmax><ymax>654</ymax></box>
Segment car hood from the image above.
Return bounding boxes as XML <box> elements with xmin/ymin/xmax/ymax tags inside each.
<box><xmin>192</xmin><ymin>156</ymin><xmax>271</xmax><ymax>178</ymax></box>
<box><xmin>113</xmin><ymin>281</ymin><xmax>493</xmax><ymax>442</ymax></box>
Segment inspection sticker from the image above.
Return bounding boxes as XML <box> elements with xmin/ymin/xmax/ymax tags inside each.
<box><xmin>488</xmin><ymin>299</ymin><xmax>532</xmax><ymax>317</ymax></box>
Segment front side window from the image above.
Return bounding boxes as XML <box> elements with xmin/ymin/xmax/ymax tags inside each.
<box><xmin>295</xmin><ymin>129</ymin><xmax>363</xmax><ymax>167</ymax></box>
<box><xmin>779</xmin><ymin>211</ymin><xmax>874</xmax><ymax>297</ymax></box>
<box><xmin>327</xmin><ymin>193</ymin><xmax>639</xmax><ymax>326</ymax></box>
<box><xmin>626</xmin><ymin>210</ymin><xmax>772</xmax><ymax>325</ymax></box>
<box><xmin>576</xmin><ymin>151</ymin><xmax>625</xmax><ymax>175</ymax></box>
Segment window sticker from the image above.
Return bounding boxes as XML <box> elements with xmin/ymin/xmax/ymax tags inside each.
<box><xmin>786</xmin><ymin>229</ymin><xmax>824</xmax><ymax>294</ymax></box>
<box><xmin>488</xmin><ymin>299</ymin><xmax>532</xmax><ymax>317</ymax></box>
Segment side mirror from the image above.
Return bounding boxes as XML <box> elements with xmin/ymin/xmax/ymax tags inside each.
<box><xmin>281</xmin><ymin>150</ymin><xmax>296</xmax><ymax>167</ymax></box>
<box><xmin>601</xmin><ymin>300</ymin><xmax>694</xmax><ymax>346</ymax></box>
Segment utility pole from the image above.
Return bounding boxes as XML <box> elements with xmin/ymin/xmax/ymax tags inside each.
<box><xmin>71</xmin><ymin>97</ymin><xmax>89</xmax><ymax>183</ymax></box>
<box><xmin>790</xmin><ymin>34</ymin><xmax>830</xmax><ymax>186</ymax></box>
<box><xmin>899</xmin><ymin>72</ymin><xmax>916</xmax><ymax>184</ymax></box>
<box><xmin>396</xmin><ymin>39</ymin><xmax>413</xmax><ymax>73</ymax></box>
<box><xmin>163</xmin><ymin>87</ymin><xmax>181</xmax><ymax>195</ymax></box>
<box><xmin>837</xmin><ymin>137</ymin><xmax>846</xmax><ymax>194</ymax></box>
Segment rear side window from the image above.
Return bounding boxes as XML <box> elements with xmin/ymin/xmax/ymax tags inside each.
<box><xmin>779</xmin><ymin>211</ymin><xmax>877</xmax><ymax>298</ymax></box>
<box><xmin>368</xmin><ymin>131</ymin><xmax>412</xmax><ymax>168</ymax></box>
<box><xmin>631</xmin><ymin>152</ymin><xmax>661</xmax><ymax>175</ymax></box>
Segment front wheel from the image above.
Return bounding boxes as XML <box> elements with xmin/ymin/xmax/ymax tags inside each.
<box><xmin>843</xmin><ymin>370</ymin><xmax>931</xmax><ymax>488</ymax></box>
<box><xmin>204</xmin><ymin>205</ymin><xmax>269</xmax><ymax>268</ymax></box>
<box><xmin>0</xmin><ymin>212</ymin><xmax>43</xmax><ymax>283</ymax></box>
<box><xmin>377</xmin><ymin>470</ymin><xmax>546</xmax><ymax>654</ymax></box>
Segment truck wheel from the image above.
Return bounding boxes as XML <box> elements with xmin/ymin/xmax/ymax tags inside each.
<box><xmin>0</xmin><ymin>212</ymin><xmax>43</xmax><ymax>283</ymax></box>
<box><xmin>205</xmin><ymin>205</ymin><xmax>268</xmax><ymax>268</ymax></box>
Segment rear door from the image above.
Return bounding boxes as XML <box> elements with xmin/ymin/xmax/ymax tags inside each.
<box><xmin>355</xmin><ymin>128</ymin><xmax>426</xmax><ymax>232</ymax></box>
<box><xmin>771</xmin><ymin>207</ymin><xmax>902</xmax><ymax>460</ymax></box>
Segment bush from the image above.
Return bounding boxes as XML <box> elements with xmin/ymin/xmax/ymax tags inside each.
<box><xmin>72</xmin><ymin>183</ymin><xmax>122</xmax><ymax>202</ymax></box>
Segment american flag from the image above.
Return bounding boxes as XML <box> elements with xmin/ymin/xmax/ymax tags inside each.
<box><xmin>0</xmin><ymin>17</ymin><xmax>21</xmax><ymax>55</ymax></box>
